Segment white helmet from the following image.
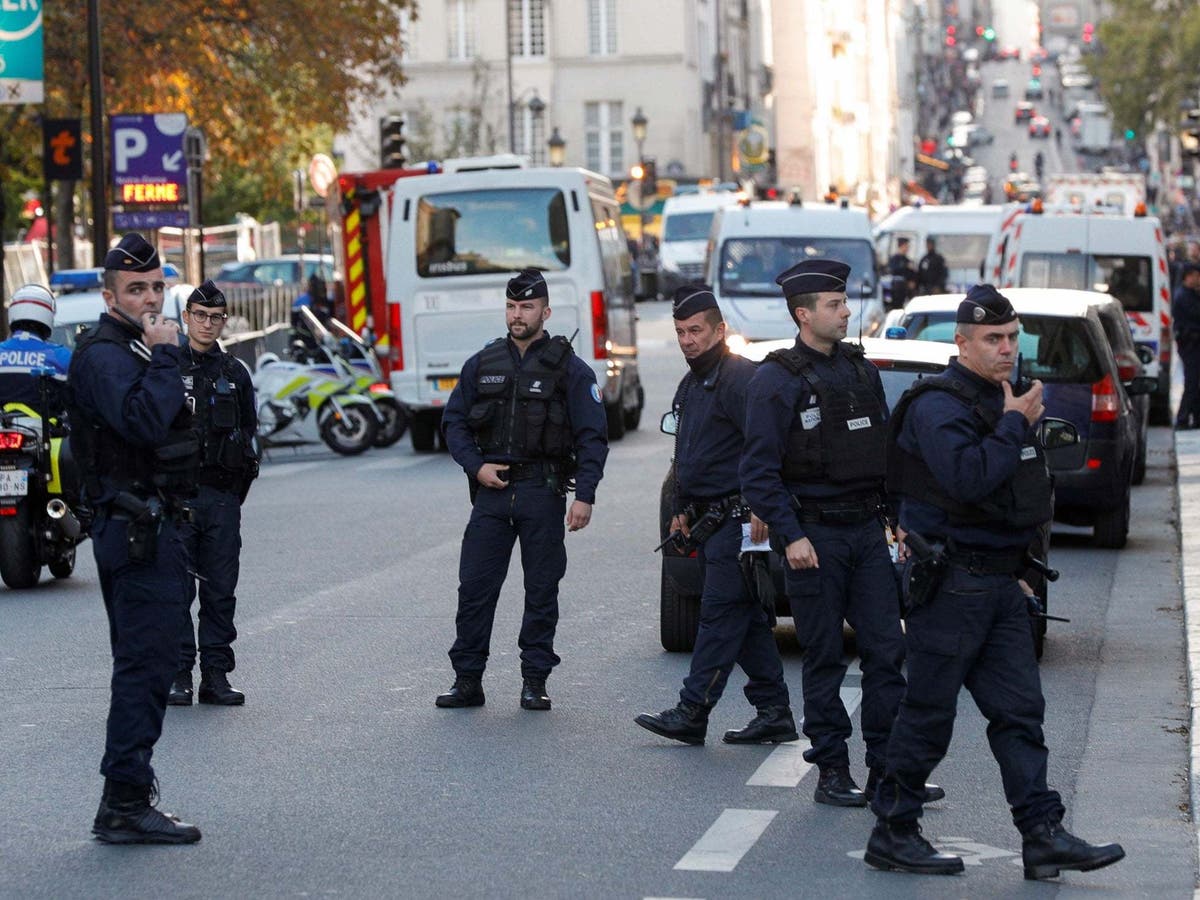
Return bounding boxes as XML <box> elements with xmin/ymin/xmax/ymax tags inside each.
<box><xmin>8</xmin><ymin>283</ymin><xmax>56</xmax><ymax>333</ymax></box>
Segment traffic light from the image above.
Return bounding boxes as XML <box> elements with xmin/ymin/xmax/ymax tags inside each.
<box><xmin>1082</xmin><ymin>22</ymin><xmax>1094</xmax><ymax>44</ymax></box>
<box><xmin>1124</xmin><ymin>128</ymin><xmax>1136</xmax><ymax>141</ymax></box>
<box><xmin>975</xmin><ymin>25</ymin><xmax>984</xmax><ymax>37</ymax></box>
<box><xmin>1182</xmin><ymin>110</ymin><xmax>1200</xmax><ymax>157</ymax></box>
<box><xmin>379</xmin><ymin>116</ymin><xmax>407</xmax><ymax>169</ymax></box>
<box><xmin>983</xmin><ymin>26</ymin><xmax>996</xmax><ymax>41</ymax></box>
<box><xmin>945</xmin><ymin>24</ymin><xmax>956</xmax><ymax>46</ymax></box>
<box><xmin>641</xmin><ymin>158</ymin><xmax>657</xmax><ymax>197</ymax></box>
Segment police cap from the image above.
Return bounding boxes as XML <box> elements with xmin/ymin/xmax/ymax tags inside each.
<box><xmin>775</xmin><ymin>258</ymin><xmax>851</xmax><ymax>303</ymax></box>
<box><xmin>103</xmin><ymin>233</ymin><xmax>161</xmax><ymax>273</ymax></box>
<box><xmin>506</xmin><ymin>268</ymin><xmax>549</xmax><ymax>302</ymax></box>
<box><xmin>1183</xmin><ymin>262</ymin><xmax>1200</xmax><ymax>277</ymax></box>
<box><xmin>187</xmin><ymin>279</ymin><xmax>227</xmax><ymax>308</ymax></box>
<box><xmin>671</xmin><ymin>284</ymin><xmax>720</xmax><ymax>320</ymax></box>
<box><xmin>957</xmin><ymin>283</ymin><xmax>1017</xmax><ymax>325</ymax></box>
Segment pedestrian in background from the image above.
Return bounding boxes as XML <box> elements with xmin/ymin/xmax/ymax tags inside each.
<box><xmin>886</xmin><ymin>238</ymin><xmax>918</xmax><ymax>308</ymax></box>
<box><xmin>70</xmin><ymin>233</ymin><xmax>202</xmax><ymax>843</ymax></box>
<box><xmin>916</xmin><ymin>238</ymin><xmax>948</xmax><ymax>295</ymax></box>
<box><xmin>436</xmin><ymin>268</ymin><xmax>608</xmax><ymax>711</ymax></box>
<box><xmin>635</xmin><ymin>285</ymin><xmax>796</xmax><ymax>746</ymax></box>
<box><xmin>168</xmin><ymin>280</ymin><xmax>259</xmax><ymax>707</ymax></box>
<box><xmin>1173</xmin><ymin>263</ymin><xmax>1200</xmax><ymax>430</ymax></box>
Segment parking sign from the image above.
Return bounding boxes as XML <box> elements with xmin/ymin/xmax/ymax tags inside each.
<box><xmin>110</xmin><ymin>113</ymin><xmax>189</xmax><ymax>195</ymax></box>
<box><xmin>0</xmin><ymin>6</ymin><xmax>43</xmax><ymax>104</ymax></box>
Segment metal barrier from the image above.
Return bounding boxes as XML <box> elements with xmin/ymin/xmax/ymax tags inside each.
<box><xmin>221</xmin><ymin>322</ymin><xmax>294</xmax><ymax>373</ymax></box>
<box><xmin>222</xmin><ymin>284</ymin><xmax>300</xmax><ymax>335</ymax></box>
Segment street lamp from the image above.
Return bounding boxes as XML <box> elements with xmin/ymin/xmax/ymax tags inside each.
<box><xmin>547</xmin><ymin>128</ymin><xmax>566</xmax><ymax>167</ymax></box>
<box><xmin>630</xmin><ymin>108</ymin><xmax>649</xmax><ymax>254</ymax></box>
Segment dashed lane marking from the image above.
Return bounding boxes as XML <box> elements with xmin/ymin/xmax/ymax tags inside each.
<box><xmin>673</xmin><ymin>808</ymin><xmax>778</xmax><ymax>872</ymax></box>
<box><xmin>746</xmin><ymin>687</ymin><xmax>862</xmax><ymax>787</ymax></box>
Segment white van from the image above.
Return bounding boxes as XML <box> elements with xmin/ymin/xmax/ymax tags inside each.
<box><xmin>382</xmin><ymin>165</ymin><xmax>643</xmax><ymax>448</ymax></box>
<box><xmin>657</xmin><ymin>190</ymin><xmax>742</xmax><ymax>299</ymax></box>
<box><xmin>873</xmin><ymin>204</ymin><xmax>1004</xmax><ymax>293</ymax></box>
<box><xmin>704</xmin><ymin>200</ymin><xmax>885</xmax><ymax>345</ymax></box>
<box><xmin>985</xmin><ymin>202</ymin><xmax>1173</xmax><ymax>421</ymax></box>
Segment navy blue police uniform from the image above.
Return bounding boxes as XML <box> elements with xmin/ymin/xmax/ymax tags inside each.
<box><xmin>69</xmin><ymin>233</ymin><xmax>202</xmax><ymax>843</ymax></box>
<box><xmin>170</xmin><ymin>281</ymin><xmax>259</xmax><ymax>707</ymax></box>
<box><xmin>866</xmin><ymin>285</ymin><xmax>1124</xmax><ymax>879</ymax></box>
<box><xmin>740</xmin><ymin>259</ymin><xmax>909</xmax><ymax>807</ymax></box>
<box><xmin>437</xmin><ymin>269</ymin><xmax>608</xmax><ymax>710</ymax></box>
<box><xmin>634</xmin><ymin>287</ymin><xmax>795</xmax><ymax>746</ymax></box>
<box><xmin>1173</xmin><ymin>264</ymin><xmax>1200</xmax><ymax>429</ymax></box>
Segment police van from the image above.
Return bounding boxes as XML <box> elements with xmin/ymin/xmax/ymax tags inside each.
<box><xmin>382</xmin><ymin>162</ymin><xmax>643</xmax><ymax>448</ymax></box>
<box><xmin>704</xmin><ymin>200</ymin><xmax>885</xmax><ymax>348</ymax></box>
<box><xmin>985</xmin><ymin>201</ymin><xmax>1172</xmax><ymax>422</ymax></box>
<box><xmin>656</xmin><ymin>190</ymin><xmax>743</xmax><ymax>299</ymax></box>
<box><xmin>873</xmin><ymin>204</ymin><xmax>1005</xmax><ymax>293</ymax></box>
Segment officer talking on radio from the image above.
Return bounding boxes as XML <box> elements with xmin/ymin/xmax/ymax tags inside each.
<box><xmin>634</xmin><ymin>285</ymin><xmax>796</xmax><ymax>746</ymax></box>
<box><xmin>69</xmin><ymin>233</ymin><xmax>202</xmax><ymax>843</ymax></box>
<box><xmin>740</xmin><ymin>258</ymin><xmax>941</xmax><ymax>809</ymax></box>
<box><xmin>865</xmin><ymin>284</ymin><xmax>1124</xmax><ymax>879</ymax></box>
<box><xmin>436</xmin><ymin>268</ymin><xmax>608</xmax><ymax>712</ymax></box>
<box><xmin>167</xmin><ymin>280</ymin><xmax>259</xmax><ymax>708</ymax></box>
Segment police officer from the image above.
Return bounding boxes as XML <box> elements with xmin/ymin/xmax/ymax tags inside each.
<box><xmin>436</xmin><ymin>268</ymin><xmax>608</xmax><ymax>711</ymax></box>
<box><xmin>0</xmin><ymin>283</ymin><xmax>71</xmax><ymax>412</ymax></box>
<box><xmin>916</xmin><ymin>238</ymin><xmax>948</xmax><ymax>296</ymax></box>
<box><xmin>865</xmin><ymin>285</ymin><xmax>1124</xmax><ymax>879</ymax></box>
<box><xmin>1173</xmin><ymin>263</ymin><xmax>1200</xmax><ymax>430</ymax></box>
<box><xmin>167</xmin><ymin>280</ymin><xmax>259</xmax><ymax>707</ymax></box>
<box><xmin>886</xmin><ymin>238</ymin><xmax>918</xmax><ymax>308</ymax></box>
<box><xmin>634</xmin><ymin>286</ymin><xmax>796</xmax><ymax>745</ymax></box>
<box><xmin>70</xmin><ymin>233</ymin><xmax>201</xmax><ymax>843</ymax></box>
<box><xmin>740</xmin><ymin>259</ymin><xmax>940</xmax><ymax>808</ymax></box>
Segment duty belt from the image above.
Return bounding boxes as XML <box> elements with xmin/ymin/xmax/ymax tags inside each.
<box><xmin>505</xmin><ymin>461</ymin><xmax>561</xmax><ymax>482</ymax></box>
<box><xmin>944</xmin><ymin>546</ymin><xmax>1026</xmax><ymax>575</ymax></box>
<box><xmin>792</xmin><ymin>493</ymin><xmax>882</xmax><ymax>525</ymax></box>
<box><xmin>687</xmin><ymin>493</ymin><xmax>749</xmax><ymax>519</ymax></box>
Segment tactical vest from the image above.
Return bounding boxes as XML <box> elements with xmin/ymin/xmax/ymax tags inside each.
<box><xmin>466</xmin><ymin>336</ymin><xmax>574</xmax><ymax>460</ymax></box>
<box><xmin>71</xmin><ymin>319</ymin><xmax>199</xmax><ymax>501</ymax></box>
<box><xmin>183</xmin><ymin>350</ymin><xmax>251</xmax><ymax>477</ymax></box>
<box><xmin>765</xmin><ymin>345</ymin><xmax>887</xmax><ymax>484</ymax></box>
<box><xmin>886</xmin><ymin>373</ymin><xmax>1053</xmax><ymax>529</ymax></box>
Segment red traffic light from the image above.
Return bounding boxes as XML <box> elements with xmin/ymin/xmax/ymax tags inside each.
<box><xmin>946</xmin><ymin>25</ymin><xmax>956</xmax><ymax>35</ymax></box>
<box><xmin>975</xmin><ymin>25</ymin><xmax>984</xmax><ymax>36</ymax></box>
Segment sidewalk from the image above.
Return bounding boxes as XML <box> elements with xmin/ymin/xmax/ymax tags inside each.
<box><xmin>1175</xmin><ymin>428</ymin><xmax>1200</xmax><ymax>887</ymax></box>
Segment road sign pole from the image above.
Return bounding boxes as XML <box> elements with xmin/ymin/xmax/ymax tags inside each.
<box><xmin>87</xmin><ymin>0</ymin><xmax>108</xmax><ymax>261</ymax></box>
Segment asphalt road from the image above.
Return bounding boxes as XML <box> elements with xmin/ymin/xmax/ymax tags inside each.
<box><xmin>0</xmin><ymin>303</ymin><xmax>1193</xmax><ymax>898</ymax></box>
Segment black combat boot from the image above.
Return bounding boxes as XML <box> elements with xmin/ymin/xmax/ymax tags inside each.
<box><xmin>865</xmin><ymin>767</ymin><xmax>946</xmax><ymax>804</ymax></box>
<box><xmin>814</xmin><ymin>766</ymin><xmax>868</xmax><ymax>807</ymax></box>
<box><xmin>864</xmin><ymin>820</ymin><xmax>964</xmax><ymax>875</ymax></box>
<box><xmin>197</xmin><ymin>668</ymin><xmax>245</xmax><ymax>706</ymax></box>
<box><xmin>435</xmin><ymin>675</ymin><xmax>485</xmax><ymax>708</ymax></box>
<box><xmin>167</xmin><ymin>670</ymin><xmax>193</xmax><ymax>707</ymax></box>
<box><xmin>722</xmin><ymin>705</ymin><xmax>799</xmax><ymax>744</ymax></box>
<box><xmin>1021</xmin><ymin>820</ymin><xmax>1125</xmax><ymax>880</ymax></box>
<box><xmin>634</xmin><ymin>702</ymin><xmax>709</xmax><ymax>745</ymax></box>
<box><xmin>92</xmin><ymin>779</ymin><xmax>202</xmax><ymax>845</ymax></box>
<box><xmin>520</xmin><ymin>677</ymin><xmax>552</xmax><ymax>711</ymax></box>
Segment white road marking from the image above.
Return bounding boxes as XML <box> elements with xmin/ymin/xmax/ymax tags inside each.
<box><xmin>746</xmin><ymin>686</ymin><xmax>862</xmax><ymax>787</ymax></box>
<box><xmin>673</xmin><ymin>808</ymin><xmax>778</xmax><ymax>872</ymax></box>
<box><xmin>848</xmin><ymin>836</ymin><xmax>1017</xmax><ymax>867</ymax></box>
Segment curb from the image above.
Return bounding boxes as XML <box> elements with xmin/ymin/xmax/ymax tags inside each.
<box><xmin>1175</xmin><ymin>429</ymin><xmax>1200</xmax><ymax>888</ymax></box>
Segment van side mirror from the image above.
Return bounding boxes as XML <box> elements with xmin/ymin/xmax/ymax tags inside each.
<box><xmin>1134</xmin><ymin>345</ymin><xmax>1154</xmax><ymax>365</ymax></box>
<box><xmin>1035</xmin><ymin>417</ymin><xmax>1078</xmax><ymax>450</ymax></box>
<box><xmin>660</xmin><ymin>411</ymin><xmax>678</xmax><ymax>435</ymax></box>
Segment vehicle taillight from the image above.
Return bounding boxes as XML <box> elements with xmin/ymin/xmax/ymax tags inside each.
<box><xmin>591</xmin><ymin>291</ymin><xmax>608</xmax><ymax>359</ymax></box>
<box><xmin>1091</xmin><ymin>373</ymin><xmax>1119</xmax><ymax>422</ymax></box>
<box><xmin>389</xmin><ymin>302</ymin><xmax>403</xmax><ymax>371</ymax></box>
<box><xmin>1115</xmin><ymin>352</ymin><xmax>1139</xmax><ymax>383</ymax></box>
<box><xmin>0</xmin><ymin>432</ymin><xmax>25</xmax><ymax>450</ymax></box>
<box><xmin>0</xmin><ymin>507</ymin><xmax>15</xmax><ymax>517</ymax></box>
<box><xmin>368</xmin><ymin>382</ymin><xmax>390</xmax><ymax>394</ymax></box>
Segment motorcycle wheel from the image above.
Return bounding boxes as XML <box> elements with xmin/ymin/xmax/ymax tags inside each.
<box><xmin>371</xmin><ymin>397</ymin><xmax>410</xmax><ymax>448</ymax></box>
<box><xmin>319</xmin><ymin>405</ymin><xmax>378</xmax><ymax>456</ymax></box>
<box><xmin>0</xmin><ymin>504</ymin><xmax>41</xmax><ymax>589</ymax></box>
<box><xmin>49</xmin><ymin>544</ymin><xmax>76</xmax><ymax>579</ymax></box>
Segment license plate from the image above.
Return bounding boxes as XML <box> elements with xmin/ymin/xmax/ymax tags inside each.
<box><xmin>0</xmin><ymin>470</ymin><xmax>28</xmax><ymax>497</ymax></box>
<box><xmin>435</xmin><ymin>377</ymin><xmax>458</xmax><ymax>392</ymax></box>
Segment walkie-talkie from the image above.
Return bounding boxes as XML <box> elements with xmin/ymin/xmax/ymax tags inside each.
<box><xmin>1010</xmin><ymin>352</ymin><xmax>1032</xmax><ymax>396</ymax></box>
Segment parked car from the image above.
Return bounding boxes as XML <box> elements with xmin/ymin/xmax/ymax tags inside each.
<box><xmin>890</xmin><ymin>289</ymin><xmax>1156</xmax><ymax>548</ymax></box>
<box><xmin>1025</xmin><ymin>78</ymin><xmax>1044</xmax><ymax>101</ymax></box>
<box><xmin>214</xmin><ymin>254</ymin><xmax>334</xmax><ymax>287</ymax></box>
<box><xmin>992</xmin><ymin>78</ymin><xmax>1011</xmax><ymax>98</ymax></box>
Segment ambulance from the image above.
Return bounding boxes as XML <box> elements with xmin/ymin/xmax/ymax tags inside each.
<box><xmin>985</xmin><ymin>201</ymin><xmax>1172</xmax><ymax>421</ymax></box>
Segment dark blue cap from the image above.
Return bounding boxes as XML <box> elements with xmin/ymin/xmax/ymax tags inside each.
<box><xmin>775</xmin><ymin>258</ymin><xmax>851</xmax><ymax>302</ymax></box>
<box><xmin>957</xmin><ymin>283</ymin><xmax>1017</xmax><ymax>324</ymax></box>
<box><xmin>671</xmin><ymin>284</ymin><xmax>720</xmax><ymax>320</ymax></box>
<box><xmin>1183</xmin><ymin>262</ymin><xmax>1200</xmax><ymax>276</ymax></box>
<box><xmin>103</xmin><ymin>233</ymin><xmax>160</xmax><ymax>273</ymax></box>
<box><xmin>187</xmin><ymin>279</ymin><xmax>227</xmax><ymax>308</ymax></box>
<box><xmin>506</xmin><ymin>268</ymin><xmax>548</xmax><ymax>301</ymax></box>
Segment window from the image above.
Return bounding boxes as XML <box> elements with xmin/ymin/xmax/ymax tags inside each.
<box><xmin>587</xmin><ymin>0</ymin><xmax>617</xmax><ymax>56</ymax></box>
<box><xmin>663</xmin><ymin>212</ymin><xmax>718</xmax><ymax>243</ymax></box>
<box><xmin>416</xmin><ymin>189</ymin><xmax>571</xmax><ymax>277</ymax></box>
<box><xmin>399</xmin><ymin>8</ymin><xmax>417</xmax><ymax>62</ymax></box>
<box><xmin>515</xmin><ymin>103</ymin><xmax>547</xmax><ymax>165</ymax></box>
<box><xmin>926</xmin><ymin>233</ymin><xmax>992</xmax><ymax>271</ymax></box>
<box><xmin>447</xmin><ymin>0</ymin><xmax>476</xmax><ymax>61</ymax></box>
<box><xmin>1020</xmin><ymin>252</ymin><xmax>1153</xmax><ymax>312</ymax></box>
<box><xmin>584</xmin><ymin>101</ymin><xmax>623</xmax><ymax>176</ymax></box>
<box><xmin>719</xmin><ymin>238</ymin><xmax>876</xmax><ymax>298</ymax></box>
<box><xmin>509</xmin><ymin>0</ymin><xmax>546</xmax><ymax>58</ymax></box>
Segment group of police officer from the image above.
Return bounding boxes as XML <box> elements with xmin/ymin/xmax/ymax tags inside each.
<box><xmin>626</xmin><ymin>263</ymin><xmax>1124</xmax><ymax>880</ymax></box>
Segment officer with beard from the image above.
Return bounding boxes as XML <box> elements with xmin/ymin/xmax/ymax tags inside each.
<box><xmin>634</xmin><ymin>285</ymin><xmax>795</xmax><ymax>746</ymax></box>
<box><xmin>436</xmin><ymin>268</ymin><xmax>608</xmax><ymax>712</ymax></box>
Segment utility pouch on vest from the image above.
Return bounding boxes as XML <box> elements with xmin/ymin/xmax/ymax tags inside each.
<box><xmin>210</xmin><ymin>377</ymin><xmax>238</xmax><ymax>430</ymax></box>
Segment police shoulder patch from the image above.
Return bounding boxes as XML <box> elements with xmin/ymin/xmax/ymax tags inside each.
<box><xmin>590</xmin><ymin>383</ymin><xmax>602</xmax><ymax>404</ymax></box>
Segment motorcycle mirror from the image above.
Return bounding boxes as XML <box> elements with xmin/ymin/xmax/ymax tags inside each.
<box><xmin>660</xmin><ymin>411</ymin><xmax>678</xmax><ymax>436</ymax></box>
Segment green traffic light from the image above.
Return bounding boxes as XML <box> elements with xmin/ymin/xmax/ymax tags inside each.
<box><xmin>1124</xmin><ymin>129</ymin><xmax>1136</xmax><ymax>140</ymax></box>
<box><xmin>983</xmin><ymin>27</ymin><xmax>996</xmax><ymax>41</ymax></box>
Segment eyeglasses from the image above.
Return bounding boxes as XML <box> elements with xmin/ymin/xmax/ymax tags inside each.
<box><xmin>187</xmin><ymin>309</ymin><xmax>228</xmax><ymax>324</ymax></box>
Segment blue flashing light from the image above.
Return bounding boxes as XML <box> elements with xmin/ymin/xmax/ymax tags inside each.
<box><xmin>885</xmin><ymin>326</ymin><xmax>908</xmax><ymax>340</ymax></box>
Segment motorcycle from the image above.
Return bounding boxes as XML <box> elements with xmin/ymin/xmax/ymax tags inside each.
<box><xmin>252</xmin><ymin>348</ymin><xmax>380</xmax><ymax>456</ymax></box>
<box><xmin>0</xmin><ymin>372</ymin><xmax>85</xmax><ymax>588</ymax></box>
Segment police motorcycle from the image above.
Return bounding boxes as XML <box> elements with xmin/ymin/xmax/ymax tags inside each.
<box><xmin>0</xmin><ymin>372</ymin><xmax>84</xmax><ymax>588</ymax></box>
<box><xmin>295</xmin><ymin>308</ymin><xmax>410</xmax><ymax>448</ymax></box>
<box><xmin>253</xmin><ymin>337</ymin><xmax>379</xmax><ymax>456</ymax></box>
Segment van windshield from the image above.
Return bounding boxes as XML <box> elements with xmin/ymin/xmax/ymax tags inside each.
<box><xmin>1019</xmin><ymin>252</ymin><xmax>1152</xmax><ymax>311</ymax></box>
<box><xmin>663</xmin><ymin>212</ymin><xmax>716</xmax><ymax>242</ymax></box>
<box><xmin>929</xmin><ymin>233</ymin><xmax>992</xmax><ymax>270</ymax></box>
<box><xmin>416</xmin><ymin>188</ymin><xmax>571</xmax><ymax>277</ymax></box>
<box><xmin>719</xmin><ymin>238</ymin><xmax>875</xmax><ymax>297</ymax></box>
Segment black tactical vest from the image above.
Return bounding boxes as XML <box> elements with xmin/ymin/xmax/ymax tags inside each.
<box><xmin>765</xmin><ymin>345</ymin><xmax>887</xmax><ymax>484</ymax></box>
<box><xmin>886</xmin><ymin>373</ymin><xmax>1053</xmax><ymax>529</ymax></box>
<box><xmin>183</xmin><ymin>350</ymin><xmax>249</xmax><ymax>475</ymax></box>
<box><xmin>71</xmin><ymin>319</ymin><xmax>199</xmax><ymax>501</ymax></box>
<box><xmin>466</xmin><ymin>336</ymin><xmax>574</xmax><ymax>460</ymax></box>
